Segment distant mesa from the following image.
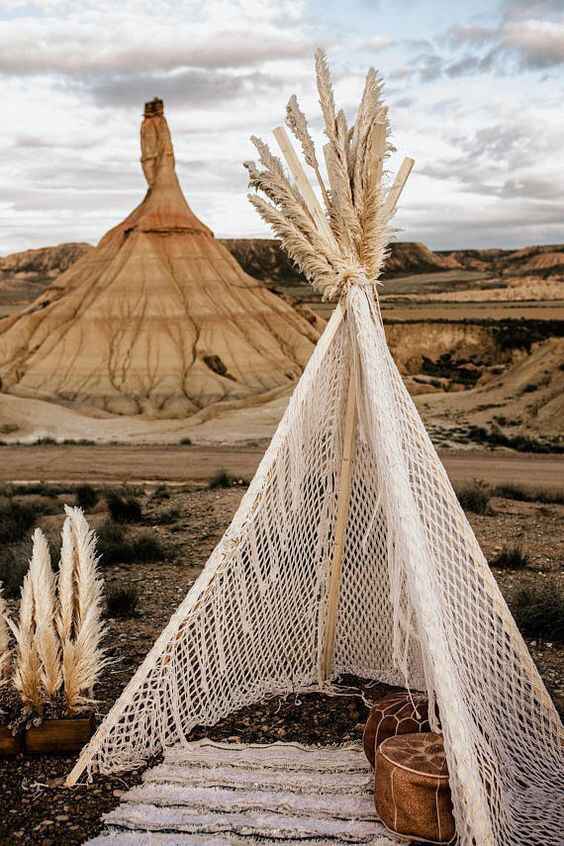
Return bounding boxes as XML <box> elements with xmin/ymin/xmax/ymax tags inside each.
<box><xmin>0</xmin><ymin>100</ymin><xmax>322</xmax><ymax>418</ymax></box>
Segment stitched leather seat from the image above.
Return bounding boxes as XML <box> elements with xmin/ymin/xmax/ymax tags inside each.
<box><xmin>363</xmin><ymin>691</ymin><xmax>430</xmax><ymax>768</ymax></box>
<box><xmin>374</xmin><ymin>732</ymin><xmax>455</xmax><ymax>844</ymax></box>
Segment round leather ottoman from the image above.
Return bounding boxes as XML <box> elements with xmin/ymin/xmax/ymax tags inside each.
<box><xmin>363</xmin><ymin>691</ymin><xmax>430</xmax><ymax>768</ymax></box>
<box><xmin>374</xmin><ymin>732</ymin><xmax>455</xmax><ymax>844</ymax></box>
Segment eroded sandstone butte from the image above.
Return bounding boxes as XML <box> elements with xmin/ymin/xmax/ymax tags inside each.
<box><xmin>0</xmin><ymin>101</ymin><xmax>323</xmax><ymax>417</ymax></box>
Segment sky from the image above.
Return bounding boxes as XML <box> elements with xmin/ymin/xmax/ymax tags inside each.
<box><xmin>0</xmin><ymin>0</ymin><xmax>563</xmax><ymax>254</ymax></box>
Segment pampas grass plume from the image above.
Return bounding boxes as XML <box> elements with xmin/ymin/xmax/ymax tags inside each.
<box><xmin>9</xmin><ymin>569</ymin><xmax>42</xmax><ymax>712</ymax></box>
<box><xmin>0</xmin><ymin>587</ymin><xmax>11</xmax><ymax>681</ymax></box>
<box><xmin>29</xmin><ymin>528</ymin><xmax>62</xmax><ymax>699</ymax></box>
<box><xmin>61</xmin><ymin>506</ymin><xmax>106</xmax><ymax>712</ymax></box>
<box><xmin>57</xmin><ymin>512</ymin><xmax>77</xmax><ymax>643</ymax></box>
<box><xmin>246</xmin><ymin>50</ymin><xmax>398</xmax><ymax>300</ymax></box>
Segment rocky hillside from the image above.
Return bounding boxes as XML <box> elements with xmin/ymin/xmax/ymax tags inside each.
<box><xmin>3</xmin><ymin>241</ymin><xmax>564</xmax><ymax>303</ymax></box>
<box><xmin>438</xmin><ymin>244</ymin><xmax>564</xmax><ymax>277</ymax></box>
<box><xmin>0</xmin><ymin>239</ymin><xmax>460</xmax><ymax>310</ymax></box>
<box><xmin>0</xmin><ymin>242</ymin><xmax>94</xmax><ymax>306</ymax></box>
<box><xmin>0</xmin><ymin>241</ymin><xmax>93</xmax><ymax>277</ymax></box>
<box><xmin>224</xmin><ymin>239</ymin><xmax>458</xmax><ymax>283</ymax></box>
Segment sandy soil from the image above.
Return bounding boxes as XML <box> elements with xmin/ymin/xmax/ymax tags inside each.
<box><xmin>379</xmin><ymin>301</ymin><xmax>564</xmax><ymax>321</ymax></box>
<box><xmin>0</xmin><ymin>444</ymin><xmax>563</xmax><ymax>491</ymax></box>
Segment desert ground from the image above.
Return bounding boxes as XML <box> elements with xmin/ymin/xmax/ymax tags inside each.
<box><xmin>0</xmin><ymin>443</ymin><xmax>563</xmax><ymax>490</ymax></box>
<box><xmin>0</xmin><ymin>477</ymin><xmax>562</xmax><ymax>844</ymax></box>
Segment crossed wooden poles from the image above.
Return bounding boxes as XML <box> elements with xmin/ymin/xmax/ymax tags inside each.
<box><xmin>270</xmin><ymin>124</ymin><xmax>414</xmax><ymax>685</ymax></box>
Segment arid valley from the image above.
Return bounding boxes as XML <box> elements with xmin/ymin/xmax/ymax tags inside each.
<box><xmin>1</xmin><ymin>224</ymin><xmax>563</xmax><ymax>845</ymax></box>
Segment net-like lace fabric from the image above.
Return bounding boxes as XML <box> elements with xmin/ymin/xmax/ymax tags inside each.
<box><xmin>69</xmin><ymin>291</ymin><xmax>563</xmax><ymax>846</ymax></box>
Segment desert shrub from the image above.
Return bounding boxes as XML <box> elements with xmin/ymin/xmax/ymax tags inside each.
<box><xmin>152</xmin><ymin>484</ymin><xmax>170</xmax><ymax>501</ymax></box>
<box><xmin>209</xmin><ymin>468</ymin><xmax>233</xmax><ymax>489</ymax></box>
<box><xmin>492</xmin><ymin>483</ymin><xmax>530</xmax><ymax>502</ymax></box>
<box><xmin>492</xmin><ymin>321</ymin><xmax>552</xmax><ymax>354</ymax></box>
<box><xmin>0</xmin><ymin>423</ymin><xmax>19</xmax><ymax>435</ymax></box>
<box><xmin>466</xmin><ymin>425</ymin><xmax>564</xmax><ymax>454</ymax></box>
<box><xmin>512</xmin><ymin>582</ymin><xmax>564</xmax><ymax>642</ymax></box>
<box><xmin>17</xmin><ymin>495</ymin><xmax>60</xmax><ymax>517</ymax></box>
<box><xmin>153</xmin><ymin>507</ymin><xmax>180</xmax><ymax>525</ymax></box>
<box><xmin>491</xmin><ymin>484</ymin><xmax>564</xmax><ymax>506</ymax></box>
<box><xmin>75</xmin><ymin>484</ymin><xmax>99</xmax><ymax>511</ymax></box>
<box><xmin>533</xmin><ymin>489</ymin><xmax>564</xmax><ymax>505</ymax></box>
<box><xmin>0</xmin><ymin>498</ymin><xmax>37</xmax><ymax>543</ymax></box>
<box><xmin>106</xmin><ymin>585</ymin><xmax>140</xmax><ymax>618</ymax></box>
<box><xmin>106</xmin><ymin>491</ymin><xmax>143</xmax><ymax>523</ymax></box>
<box><xmin>456</xmin><ymin>483</ymin><xmax>490</xmax><ymax>515</ymax></box>
<box><xmin>61</xmin><ymin>439</ymin><xmax>95</xmax><ymax>446</ymax></box>
<box><xmin>522</xmin><ymin>383</ymin><xmax>538</xmax><ymax>394</ymax></box>
<box><xmin>27</xmin><ymin>483</ymin><xmax>57</xmax><ymax>497</ymax></box>
<box><xmin>490</xmin><ymin>546</ymin><xmax>529</xmax><ymax>569</ymax></box>
<box><xmin>0</xmin><ymin>544</ymin><xmax>29</xmax><ymax>598</ymax></box>
<box><xmin>97</xmin><ymin>521</ymin><xmax>164</xmax><ymax>565</ymax></box>
<box><xmin>96</xmin><ymin>521</ymin><xmax>125</xmax><ymax>563</ymax></box>
<box><xmin>9</xmin><ymin>483</ymin><xmax>48</xmax><ymax>497</ymax></box>
<box><xmin>179</xmin><ymin>437</ymin><xmax>192</xmax><ymax>445</ymax></box>
<box><xmin>133</xmin><ymin>533</ymin><xmax>165</xmax><ymax>562</ymax></box>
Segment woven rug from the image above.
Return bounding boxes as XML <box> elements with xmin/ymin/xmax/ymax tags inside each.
<box><xmin>87</xmin><ymin>739</ymin><xmax>401</xmax><ymax>845</ymax></box>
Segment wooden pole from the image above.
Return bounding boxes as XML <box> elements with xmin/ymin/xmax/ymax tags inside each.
<box><xmin>372</xmin><ymin>121</ymin><xmax>386</xmax><ymax>185</ymax></box>
<box><xmin>320</xmin><ymin>339</ymin><xmax>358</xmax><ymax>682</ymax></box>
<box><xmin>382</xmin><ymin>156</ymin><xmax>415</xmax><ymax>221</ymax></box>
<box><xmin>273</xmin><ymin>126</ymin><xmax>337</xmax><ymax>248</ymax></box>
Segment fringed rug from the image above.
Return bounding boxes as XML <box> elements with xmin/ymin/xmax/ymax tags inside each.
<box><xmin>87</xmin><ymin>739</ymin><xmax>401</xmax><ymax>845</ymax></box>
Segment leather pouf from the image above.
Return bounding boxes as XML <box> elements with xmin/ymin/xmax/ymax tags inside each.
<box><xmin>363</xmin><ymin>691</ymin><xmax>430</xmax><ymax>768</ymax></box>
<box><xmin>374</xmin><ymin>732</ymin><xmax>455</xmax><ymax>844</ymax></box>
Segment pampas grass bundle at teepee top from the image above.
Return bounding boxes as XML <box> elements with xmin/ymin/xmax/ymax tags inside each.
<box><xmin>245</xmin><ymin>48</ymin><xmax>397</xmax><ymax>303</ymax></box>
<box><xmin>1</xmin><ymin>506</ymin><xmax>107</xmax><ymax>724</ymax></box>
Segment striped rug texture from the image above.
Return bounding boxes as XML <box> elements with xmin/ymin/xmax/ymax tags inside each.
<box><xmin>87</xmin><ymin>739</ymin><xmax>401</xmax><ymax>845</ymax></box>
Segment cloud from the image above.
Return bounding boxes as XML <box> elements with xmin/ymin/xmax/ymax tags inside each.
<box><xmin>446</xmin><ymin>25</ymin><xmax>497</xmax><ymax>47</ymax></box>
<box><xmin>498</xmin><ymin>175</ymin><xmax>563</xmax><ymax>200</ymax></box>
<box><xmin>444</xmin><ymin>55</ymin><xmax>483</xmax><ymax>78</ymax></box>
<box><xmin>392</xmin><ymin>96</ymin><xmax>414</xmax><ymax>108</ymax></box>
<box><xmin>452</xmin><ymin>124</ymin><xmax>534</xmax><ymax>166</ymax></box>
<box><xmin>417</xmin><ymin>120</ymin><xmax>562</xmax><ymax>212</ymax></box>
<box><xmin>445</xmin><ymin>3</ymin><xmax>564</xmax><ymax>74</ymax></box>
<box><xmin>502</xmin><ymin>20</ymin><xmax>564</xmax><ymax>69</ymax></box>
<box><xmin>14</xmin><ymin>133</ymin><xmax>102</xmax><ymax>150</ymax></box>
<box><xmin>502</xmin><ymin>0</ymin><xmax>564</xmax><ymax>20</ymax></box>
<box><xmin>400</xmin><ymin>194</ymin><xmax>564</xmax><ymax>249</ymax></box>
<box><xmin>412</xmin><ymin>52</ymin><xmax>443</xmax><ymax>82</ymax></box>
<box><xmin>0</xmin><ymin>27</ymin><xmax>314</xmax><ymax>77</ymax></box>
<box><xmin>82</xmin><ymin>68</ymin><xmax>281</xmax><ymax>110</ymax></box>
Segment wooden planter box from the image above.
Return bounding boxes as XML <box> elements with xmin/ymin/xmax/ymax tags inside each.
<box><xmin>24</xmin><ymin>717</ymin><xmax>95</xmax><ymax>755</ymax></box>
<box><xmin>0</xmin><ymin>726</ymin><xmax>22</xmax><ymax>756</ymax></box>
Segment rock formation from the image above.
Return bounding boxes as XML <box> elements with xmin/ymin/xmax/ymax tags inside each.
<box><xmin>0</xmin><ymin>100</ymin><xmax>322</xmax><ymax>417</ymax></box>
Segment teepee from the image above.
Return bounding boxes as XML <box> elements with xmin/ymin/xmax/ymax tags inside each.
<box><xmin>0</xmin><ymin>98</ymin><xmax>320</xmax><ymax>417</ymax></box>
<box><xmin>67</xmin><ymin>55</ymin><xmax>563</xmax><ymax>846</ymax></box>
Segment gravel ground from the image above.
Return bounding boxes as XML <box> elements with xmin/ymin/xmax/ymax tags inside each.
<box><xmin>0</xmin><ymin>484</ymin><xmax>562</xmax><ymax>845</ymax></box>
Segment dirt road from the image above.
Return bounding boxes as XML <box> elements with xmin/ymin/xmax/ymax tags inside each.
<box><xmin>0</xmin><ymin>444</ymin><xmax>562</xmax><ymax>491</ymax></box>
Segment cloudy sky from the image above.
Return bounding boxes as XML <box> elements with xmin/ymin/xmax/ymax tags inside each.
<box><xmin>1</xmin><ymin>0</ymin><xmax>562</xmax><ymax>254</ymax></box>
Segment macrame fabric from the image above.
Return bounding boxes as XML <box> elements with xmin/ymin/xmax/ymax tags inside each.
<box><xmin>69</xmin><ymin>285</ymin><xmax>563</xmax><ymax>846</ymax></box>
